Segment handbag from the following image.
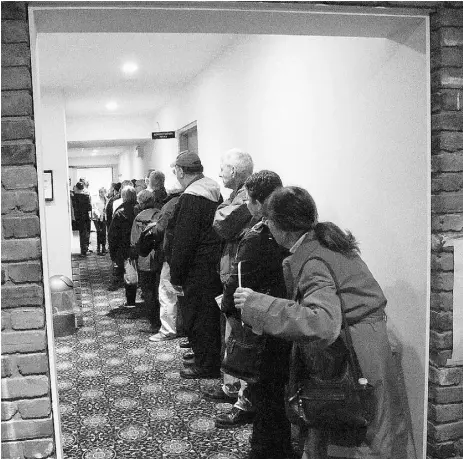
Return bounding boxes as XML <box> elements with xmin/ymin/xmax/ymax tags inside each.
<box><xmin>285</xmin><ymin>256</ymin><xmax>375</xmax><ymax>446</ymax></box>
<box><xmin>221</xmin><ymin>318</ymin><xmax>266</xmax><ymax>384</ymax></box>
<box><xmin>123</xmin><ymin>258</ymin><xmax>138</xmax><ymax>286</ymax></box>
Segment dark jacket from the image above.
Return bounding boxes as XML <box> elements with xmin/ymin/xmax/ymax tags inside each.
<box><xmin>223</xmin><ymin>220</ymin><xmax>291</xmax><ymax>380</ymax></box>
<box><xmin>108</xmin><ymin>202</ymin><xmax>136</xmax><ymax>264</ymax></box>
<box><xmin>138</xmin><ymin>191</ymin><xmax>182</xmax><ymax>264</ymax></box>
<box><xmin>73</xmin><ymin>192</ymin><xmax>91</xmax><ymax>222</ymax></box>
<box><xmin>213</xmin><ymin>185</ymin><xmax>252</xmax><ymax>284</ymax></box>
<box><xmin>106</xmin><ymin>192</ymin><xmax>120</xmax><ymax>229</ymax></box>
<box><xmin>170</xmin><ymin>176</ymin><xmax>223</xmax><ymax>287</ymax></box>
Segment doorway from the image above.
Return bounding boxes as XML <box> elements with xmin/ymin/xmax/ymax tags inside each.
<box><xmin>29</xmin><ymin>4</ymin><xmax>430</xmax><ymax>458</ymax></box>
<box><xmin>70</xmin><ymin>167</ymin><xmax>113</xmax><ymax>203</ymax></box>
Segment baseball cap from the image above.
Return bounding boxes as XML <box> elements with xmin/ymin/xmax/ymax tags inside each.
<box><xmin>171</xmin><ymin>151</ymin><xmax>202</xmax><ymax>168</ymax></box>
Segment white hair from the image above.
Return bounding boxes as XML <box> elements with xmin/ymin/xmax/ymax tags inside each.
<box><xmin>222</xmin><ymin>148</ymin><xmax>254</xmax><ymax>179</ymax></box>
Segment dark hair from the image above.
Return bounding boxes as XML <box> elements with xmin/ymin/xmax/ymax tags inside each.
<box><xmin>114</xmin><ymin>182</ymin><xmax>122</xmax><ymax>193</ymax></box>
<box><xmin>75</xmin><ymin>181</ymin><xmax>84</xmax><ymax>190</ymax></box>
<box><xmin>244</xmin><ymin>170</ymin><xmax>282</xmax><ymax>203</ymax></box>
<box><xmin>180</xmin><ymin>165</ymin><xmax>204</xmax><ymax>175</ymax></box>
<box><xmin>264</xmin><ymin>186</ymin><xmax>360</xmax><ymax>255</ymax></box>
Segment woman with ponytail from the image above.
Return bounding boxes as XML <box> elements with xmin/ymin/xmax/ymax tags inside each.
<box><xmin>234</xmin><ymin>186</ymin><xmax>407</xmax><ymax>459</ymax></box>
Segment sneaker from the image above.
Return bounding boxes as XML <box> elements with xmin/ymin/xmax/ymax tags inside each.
<box><xmin>149</xmin><ymin>333</ymin><xmax>177</xmax><ymax>342</ymax></box>
<box><xmin>180</xmin><ymin>366</ymin><xmax>220</xmax><ymax>379</ymax></box>
<box><xmin>123</xmin><ymin>303</ymin><xmax>137</xmax><ymax>309</ymax></box>
<box><xmin>215</xmin><ymin>407</ymin><xmax>255</xmax><ymax>429</ymax></box>
<box><xmin>182</xmin><ymin>352</ymin><xmax>195</xmax><ymax>360</ymax></box>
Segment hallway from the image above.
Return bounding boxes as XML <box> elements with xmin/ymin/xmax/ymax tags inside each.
<box><xmin>55</xmin><ymin>251</ymin><xmax>252</xmax><ymax>459</ymax></box>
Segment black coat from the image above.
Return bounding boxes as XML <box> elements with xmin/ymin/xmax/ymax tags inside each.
<box><xmin>73</xmin><ymin>193</ymin><xmax>91</xmax><ymax>222</ymax></box>
<box><xmin>108</xmin><ymin>202</ymin><xmax>136</xmax><ymax>264</ymax></box>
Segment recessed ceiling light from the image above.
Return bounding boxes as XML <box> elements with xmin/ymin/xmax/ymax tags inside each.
<box><xmin>106</xmin><ymin>101</ymin><xmax>118</xmax><ymax>111</ymax></box>
<box><xmin>122</xmin><ymin>62</ymin><xmax>138</xmax><ymax>74</ymax></box>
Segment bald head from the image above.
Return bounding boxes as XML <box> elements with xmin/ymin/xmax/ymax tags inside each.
<box><xmin>220</xmin><ymin>148</ymin><xmax>254</xmax><ymax>191</ymax></box>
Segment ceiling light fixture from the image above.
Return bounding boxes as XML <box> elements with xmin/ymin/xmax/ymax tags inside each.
<box><xmin>106</xmin><ymin>101</ymin><xmax>118</xmax><ymax>111</ymax></box>
<box><xmin>122</xmin><ymin>62</ymin><xmax>138</xmax><ymax>74</ymax></box>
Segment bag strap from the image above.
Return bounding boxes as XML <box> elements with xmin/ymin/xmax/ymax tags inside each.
<box><xmin>306</xmin><ymin>256</ymin><xmax>364</xmax><ymax>383</ymax></box>
<box><xmin>289</xmin><ymin>256</ymin><xmax>364</xmax><ymax>387</ymax></box>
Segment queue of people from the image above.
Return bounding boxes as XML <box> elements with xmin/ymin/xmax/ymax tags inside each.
<box><xmin>71</xmin><ymin>149</ymin><xmax>407</xmax><ymax>459</ymax></box>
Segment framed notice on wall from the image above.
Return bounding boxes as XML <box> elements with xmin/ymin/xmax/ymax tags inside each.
<box><xmin>43</xmin><ymin>170</ymin><xmax>54</xmax><ymax>201</ymax></box>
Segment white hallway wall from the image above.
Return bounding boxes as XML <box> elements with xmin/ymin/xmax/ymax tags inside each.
<box><xmin>150</xmin><ymin>31</ymin><xmax>428</xmax><ymax>456</ymax></box>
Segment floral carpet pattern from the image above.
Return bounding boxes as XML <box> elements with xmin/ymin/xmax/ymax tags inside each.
<box><xmin>55</xmin><ymin>252</ymin><xmax>252</xmax><ymax>459</ymax></box>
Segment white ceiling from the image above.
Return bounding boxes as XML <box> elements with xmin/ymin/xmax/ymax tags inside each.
<box><xmin>38</xmin><ymin>33</ymin><xmax>238</xmax><ymax>119</ymax></box>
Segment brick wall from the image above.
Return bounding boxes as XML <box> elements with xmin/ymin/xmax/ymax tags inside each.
<box><xmin>0</xmin><ymin>2</ymin><xmax>462</xmax><ymax>458</ymax></box>
<box><xmin>1</xmin><ymin>2</ymin><xmax>55</xmax><ymax>459</ymax></box>
<box><xmin>428</xmin><ymin>6</ymin><xmax>463</xmax><ymax>459</ymax></box>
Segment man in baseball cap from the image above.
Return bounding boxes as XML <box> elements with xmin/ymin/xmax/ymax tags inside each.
<box><xmin>170</xmin><ymin>151</ymin><xmax>202</xmax><ymax>170</ymax></box>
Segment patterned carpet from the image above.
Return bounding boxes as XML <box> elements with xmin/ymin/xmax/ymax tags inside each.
<box><xmin>55</xmin><ymin>251</ymin><xmax>253</xmax><ymax>459</ymax></box>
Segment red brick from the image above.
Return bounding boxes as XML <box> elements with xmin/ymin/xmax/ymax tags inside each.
<box><xmin>1</xmin><ymin>20</ymin><xmax>29</xmax><ymax>44</ymax></box>
<box><xmin>1</xmin><ymin>118</ymin><xmax>34</xmax><ymax>141</ymax></box>
<box><xmin>426</xmin><ymin>440</ymin><xmax>456</xmax><ymax>459</ymax></box>
<box><xmin>432</xmin><ymin>111</ymin><xmax>463</xmax><ymax>130</ymax></box>
<box><xmin>432</xmin><ymin>193</ymin><xmax>463</xmax><ymax>213</ymax></box>
<box><xmin>431</xmin><ymin>310</ymin><xmax>454</xmax><ymax>331</ymax></box>
<box><xmin>432</xmin><ymin>67</ymin><xmax>463</xmax><ymax>89</ymax></box>
<box><xmin>1</xmin><ymin>356</ymin><xmax>14</xmax><ymax>378</ymax></box>
<box><xmin>432</xmin><ymin>173</ymin><xmax>463</xmax><ymax>192</ymax></box>
<box><xmin>432</xmin><ymin>47</ymin><xmax>463</xmax><ymax>69</ymax></box>
<box><xmin>23</xmin><ymin>439</ymin><xmax>54</xmax><ymax>459</ymax></box>
<box><xmin>430</xmin><ymin>349</ymin><xmax>453</xmax><ymax>367</ymax></box>
<box><xmin>1</xmin><ymin>90</ymin><xmax>32</xmax><ymax>117</ymax></box>
<box><xmin>1</xmin><ymin>401</ymin><xmax>18</xmax><ymax>421</ymax></box>
<box><xmin>1</xmin><ymin>441</ymin><xmax>24</xmax><ymax>459</ymax></box>
<box><xmin>1</xmin><ymin>3</ymin><xmax>27</xmax><ymax>20</ymax></box>
<box><xmin>432</xmin><ymin>214</ymin><xmax>463</xmax><ymax>231</ymax></box>
<box><xmin>2</xmin><ymin>215</ymin><xmax>41</xmax><ymax>238</ymax></box>
<box><xmin>18</xmin><ymin>398</ymin><xmax>51</xmax><ymax>419</ymax></box>
<box><xmin>432</xmin><ymin>234</ymin><xmax>445</xmax><ymax>251</ymax></box>
<box><xmin>432</xmin><ymin>153</ymin><xmax>463</xmax><ymax>172</ymax></box>
<box><xmin>7</xmin><ymin>262</ymin><xmax>42</xmax><ymax>283</ymax></box>
<box><xmin>1</xmin><ymin>142</ymin><xmax>36</xmax><ymax>166</ymax></box>
<box><xmin>1</xmin><ymin>284</ymin><xmax>43</xmax><ymax>308</ymax></box>
<box><xmin>1</xmin><ymin>375</ymin><xmax>49</xmax><ymax>400</ymax></box>
<box><xmin>429</xmin><ymin>383</ymin><xmax>463</xmax><ymax>404</ymax></box>
<box><xmin>431</xmin><ymin>271</ymin><xmax>455</xmax><ymax>291</ymax></box>
<box><xmin>1</xmin><ymin>42</ymin><xmax>30</xmax><ymax>66</ymax></box>
<box><xmin>429</xmin><ymin>402</ymin><xmax>463</xmax><ymax>424</ymax></box>
<box><xmin>441</xmin><ymin>27</ymin><xmax>463</xmax><ymax>47</ymax></box>
<box><xmin>430</xmin><ymin>330</ymin><xmax>453</xmax><ymax>350</ymax></box>
<box><xmin>431</xmin><ymin>252</ymin><xmax>455</xmax><ymax>270</ymax></box>
<box><xmin>1</xmin><ymin>67</ymin><xmax>31</xmax><ymax>90</ymax></box>
<box><xmin>432</xmin><ymin>89</ymin><xmax>463</xmax><ymax>111</ymax></box>
<box><xmin>429</xmin><ymin>365</ymin><xmax>463</xmax><ymax>385</ymax></box>
<box><xmin>2</xmin><ymin>311</ymin><xmax>11</xmax><ymax>330</ymax></box>
<box><xmin>1</xmin><ymin>330</ymin><xmax>47</xmax><ymax>354</ymax></box>
<box><xmin>428</xmin><ymin>419</ymin><xmax>463</xmax><ymax>442</ymax></box>
<box><xmin>2</xmin><ymin>165</ymin><xmax>37</xmax><ymax>189</ymax></box>
<box><xmin>1</xmin><ymin>238</ymin><xmax>41</xmax><ymax>262</ymax></box>
<box><xmin>434</xmin><ymin>8</ymin><xmax>463</xmax><ymax>27</ymax></box>
<box><xmin>432</xmin><ymin>131</ymin><xmax>463</xmax><ymax>152</ymax></box>
<box><xmin>1</xmin><ymin>190</ymin><xmax>38</xmax><ymax>214</ymax></box>
<box><xmin>10</xmin><ymin>308</ymin><xmax>45</xmax><ymax>330</ymax></box>
<box><xmin>16</xmin><ymin>354</ymin><xmax>49</xmax><ymax>376</ymax></box>
<box><xmin>1</xmin><ymin>419</ymin><xmax>53</xmax><ymax>441</ymax></box>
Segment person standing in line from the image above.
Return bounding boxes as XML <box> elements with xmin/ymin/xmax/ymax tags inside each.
<box><xmin>138</xmin><ymin>180</ymin><xmax>184</xmax><ymax>342</ymax></box>
<box><xmin>79</xmin><ymin>178</ymin><xmax>92</xmax><ymax>252</ymax></box>
<box><xmin>207</xmin><ymin>148</ymin><xmax>256</xmax><ymax>427</ymax></box>
<box><xmin>169</xmin><ymin>151</ymin><xmax>223</xmax><ymax>379</ymax></box>
<box><xmin>234</xmin><ymin>186</ymin><xmax>408</xmax><ymax>459</ymax></box>
<box><xmin>111</xmin><ymin>180</ymin><xmax>133</xmax><ymax>217</ymax></box>
<box><xmin>146</xmin><ymin>170</ymin><xmax>168</xmax><ymax>210</ymax></box>
<box><xmin>130</xmin><ymin>190</ymin><xmax>162</xmax><ymax>329</ymax></box>
<box><xmin>220</xmin><ymin>171</ymin><xmax>293</xmax><ymax>459</ymax></box>
<box><xmin>93</xmin><ymin>187</ymin><xmax>108</xmax><ymax>255</ymax></box>
<box><xmin>73</xmin><ymin>181</ymin><xmax>92</xmax><ymax>257</ymax></box>
<box><xmin>108</xmin><ymin>186</ymin><xmax>138</xmax><ymax>307</ymax></box>
<box><xmin>106</xmin><ymin>182</ymin><xmax>121</xmax><ymax>231</ymax></box>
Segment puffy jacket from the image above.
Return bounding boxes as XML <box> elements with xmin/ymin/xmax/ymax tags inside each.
<box><xmin>108</xmin><ymin>202</ymin><xmax>136</xmax><ymax>264</ymax></box>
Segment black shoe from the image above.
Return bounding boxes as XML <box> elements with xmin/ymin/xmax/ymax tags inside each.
<box><xmin>183</xmin><ymin>358</ymin><xmax>196</xmax><ymax>367</ymax></box>
<box><xmin>202</xmin><ymin>386</ymin><xmax>237</xmax><ymax>403</ymax></box>
<box><xmin>180</xmin><ymin>366</ymin><xmax>220</xmax><ymax>379</ymax></box>
<box><xmin>183</xmin><ymin>352</ymin><xmax>195</xmax><ymax>360</ymax></box>
<box><xmin>215</xmin><ymin>407</ymin><xmax>255</xmax><ymax>429</ymax></box>
<box><xmin>179</xmin><ymin>340</ymin><xmax>192</xmax><ymax>349</ymax></box>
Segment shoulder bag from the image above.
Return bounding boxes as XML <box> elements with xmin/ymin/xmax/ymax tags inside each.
<box><xmin>285</xmin><ymin>256</ymin><xmax>376</xmax><ymax>446</ymax></box>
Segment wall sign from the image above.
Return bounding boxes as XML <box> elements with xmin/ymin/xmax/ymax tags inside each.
<box><xmin>152</xmin><ymin>131</ymin><xmax>176</xmax><ymax>139</ymax></box>
<box><xmin>43</xmin><ymin>170</ymin><xmax>54</xmax><ymax>201</ymax></box>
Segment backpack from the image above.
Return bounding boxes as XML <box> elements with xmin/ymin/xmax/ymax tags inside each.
<box><xmin>131</xmin><ymin>208</ymin><xmax>161</xmax><ymax>272</ymax></box>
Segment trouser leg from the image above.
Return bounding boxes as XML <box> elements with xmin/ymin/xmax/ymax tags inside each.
<box><xmin>125</xmin><ymin>283</ymin><xmax>137</xmax><ymax>306</ymax></box>
<box><xmin>251</xmin><ymin>377</ymin><xmax>292</xmax><ymax>458</ymax></box>
<box><xmin>78</xmin><ymin>221</ymin><xmax>88</xmax><ymax>254</ymax></box>
<box><xmin>139</xmin><ymin>270</ymin><xmax>161</xmax><ymax>329</ymax></box>
<box><xmin>158</xmin><ymin>262</ymin><xmax>178</xmax><ymax>336</ymax></box>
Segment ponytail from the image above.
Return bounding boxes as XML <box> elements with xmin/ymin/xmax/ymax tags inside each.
<box><xmin>314</xmin><ymin>222</ymin><xmax>360</xmax><ymax>256</ymax></box>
